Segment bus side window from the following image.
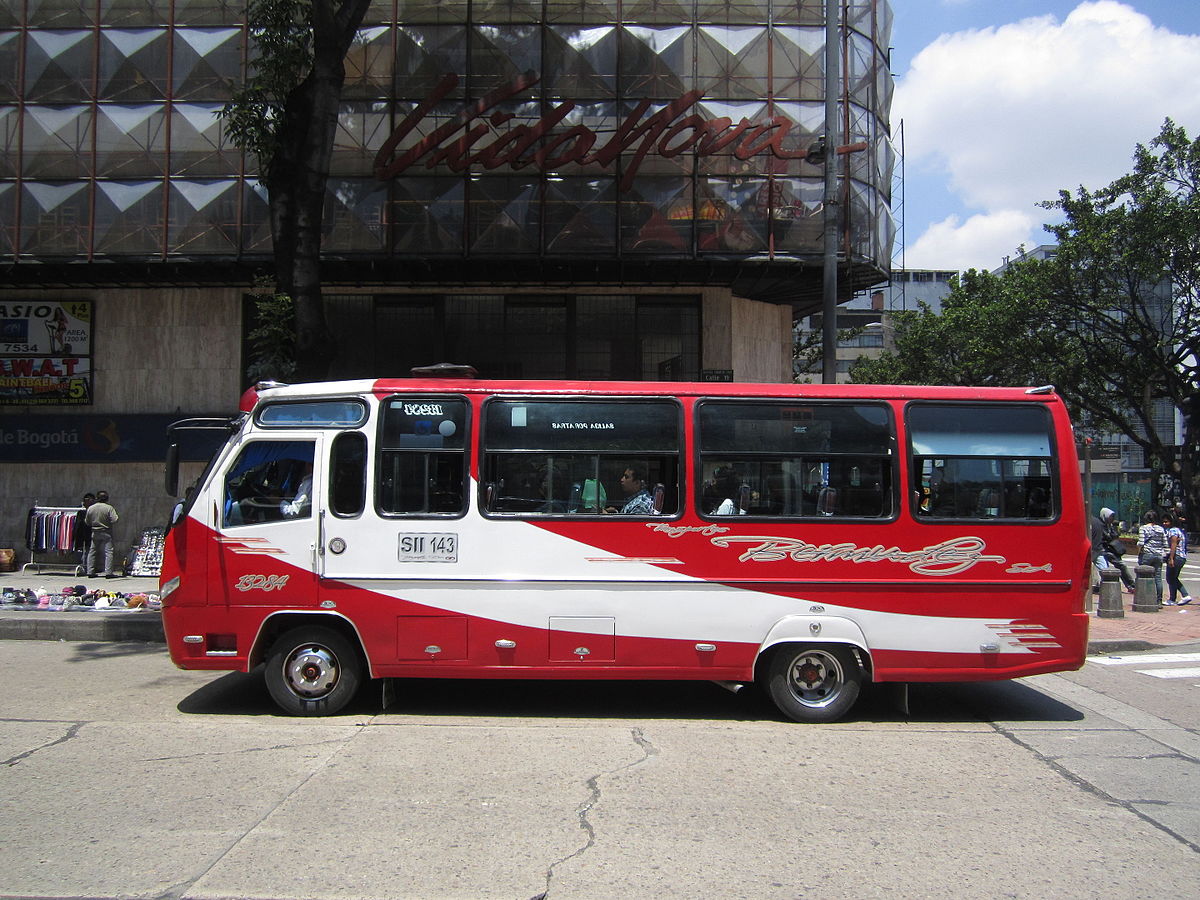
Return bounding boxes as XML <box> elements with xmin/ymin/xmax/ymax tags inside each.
<box><xmin>377</xmin><ymin>396</ymin><xmax>468</xmax><ymax>517</ymax></box>
<box><xmin>480</xmin><ymin>399</ymin><xmax>681</xmax><ymax>519</ymax></box>
<box><xmin>222</xmin><ymin>440</ymin><xmax>315</xmax><ymax>527</ymax></box>
<box><xmin>696</xmin><ymin>401</ymin><xmax>894</xmax><ymax>519</ymax></box>
<box><xmin>330</xmin><ymin>432</ymin><xmax>367</xmax><ymax>517</ymax></box>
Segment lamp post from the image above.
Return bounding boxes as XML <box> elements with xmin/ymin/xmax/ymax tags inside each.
<box><xmin>821</xmin><ymin>0</ymin><xmax>840</xmax><ymax>384</ymax></box>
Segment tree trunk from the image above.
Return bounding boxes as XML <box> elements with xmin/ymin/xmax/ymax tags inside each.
<box><xmin>264</xmin><ymin>0</ymin><xmax>371</xmax><ymax>382</ymax></box>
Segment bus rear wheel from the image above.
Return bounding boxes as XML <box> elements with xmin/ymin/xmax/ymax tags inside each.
<box><xmin>765</xmin><ymin>644</ymin><xmax>862</xmax><ymax>723</ymax></box>
<box><xmin>265</xmin><ymin>626</ymin><xmax>363</xmax><ymax>716</ymax></box>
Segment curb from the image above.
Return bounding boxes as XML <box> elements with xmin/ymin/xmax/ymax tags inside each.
<box><xmin>0</xmin><ymin>611</ymin><xmax>164</xmax><ymax>643</ymax></box>
<box><xmin>1085</xmin><ymin>640</ymin><xmax>1162</xmax><ymax>654</ymax></box>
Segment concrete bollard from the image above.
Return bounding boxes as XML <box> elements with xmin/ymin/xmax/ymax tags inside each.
<box><xmin>1097</xmin><ymin>567</ymin><xmax>1124</xmax><ymax>618</ymax></box>
<box><xmin>1132</xmin><ymin>564</ymin><xmax>1160</xmax><ymax>613</ymax></box>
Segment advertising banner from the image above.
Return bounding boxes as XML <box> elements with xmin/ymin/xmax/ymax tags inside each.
<box><xmin>0</xmin><ymin>300</ymin><xmax>94</xmax><ymax>406</ymax></box>
<box><xmin>0</xmin><ymin>356</ymin><xmax>92</xmax><ymax>405</ymax></box>
<box><xmin>0</xmin><ymin>413</ymin><xmax>226</xmax><ymax>462</ymax></box>
<box><xmin>0</xmin><ymin>300</ymin><xmax>92</xmax><ymax>355</ymax></box>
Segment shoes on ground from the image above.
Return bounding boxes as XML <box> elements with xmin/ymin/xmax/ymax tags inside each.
<box><xmin>1179</xmin><ymin>596</ymin><xmax>1193</xmax><ymax>605</ymax></box>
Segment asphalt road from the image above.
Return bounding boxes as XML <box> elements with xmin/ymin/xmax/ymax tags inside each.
<box><xmin>1</xmin><ymin>640</ymin><xmax>1197</xmax><ymax>900</ymax></box>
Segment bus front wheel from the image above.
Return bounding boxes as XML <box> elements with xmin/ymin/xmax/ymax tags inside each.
<box><xmin>265</xmin><ymin>626</ymin><xmax>363</xmax><ymax>716</ymax></box>
<box><xmin>765</xmin><ymin>644</ymin><xmax>862</xmax><ymax>723</ymax></box>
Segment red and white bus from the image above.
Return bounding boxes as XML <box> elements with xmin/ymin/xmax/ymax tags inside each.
<box><xmin>160</xmin><ymin>372</ymin><xmax>1089</xmax><ymax>722</ymax></box>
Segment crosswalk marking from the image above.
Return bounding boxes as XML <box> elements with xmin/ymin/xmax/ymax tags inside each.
<box><xmin>1134</xmin><ymin>667</ymin><xmax>1200</xmax><ymax>679</ymax></box>
<box><xmin>1087</xmin><ymin>652</ymin><xmax>1200</xmax><ymax>666</ymax></box>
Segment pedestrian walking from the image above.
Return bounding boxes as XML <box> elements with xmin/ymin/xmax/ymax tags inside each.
<box><xmin>1163</xmin><ymin>509</ymin><xmax>1193</xmax><ymax>605</ymax></box>
<box><xmin>84</xmin><ymin>490</ymin><xmax>120</xmax><ymax>578</ymax></box>
<box><xmin>1136</xmin><ymin>509</ymin><xmax>1168</xmax><ymax>606</ymax></box>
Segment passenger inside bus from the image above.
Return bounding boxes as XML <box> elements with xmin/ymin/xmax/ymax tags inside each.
<box><xmin>606</xmin><ymin>463</ymin><xmax>656</xmax><ymax>515</ymax></box>
<box><xmin>704</xmin><ymin>466</ymin><xmax>749</xmax><ymax>515</ymax></box>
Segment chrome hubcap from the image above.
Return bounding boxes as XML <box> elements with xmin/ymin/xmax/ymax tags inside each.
<box><xmin>284</xmin><ymin>645</ymin><xmax>339</xmax><ymax>699</ymax></box>
<box><xmin>786</xmin><ymin>650</ymin><xmax>844</xmax><ymax>709</ymax></box>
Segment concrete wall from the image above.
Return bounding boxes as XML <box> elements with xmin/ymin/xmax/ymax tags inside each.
<box><xmin>702</xmin><ymin>291</ymin><xmax>793</xmax><ymax>383</ymax></box>
<box><xmin>1</xmin><ymin>287</ymin><xmax>242</xmax><ymax>563</ymax></box>
<box><xmin>731</xmin><ymin>295</ymin><xmax>793</xmax><ymax>382</ymax></box>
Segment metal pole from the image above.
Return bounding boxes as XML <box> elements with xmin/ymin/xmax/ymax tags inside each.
<box><xmin>821</xmin><ymin>0</ymin><xmax>840</xmax><ymax>383</ymax></box>
<box><xmin>1084</xmin><ymin>438</ymin><xmax>1093</xmax><ymax>519</ymax></box>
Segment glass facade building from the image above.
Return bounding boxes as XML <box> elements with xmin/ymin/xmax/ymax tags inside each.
<box><xmin>0</xmin><ymin>0</ymin><xmax>895</xmax><ymax>551</ymax></box>
<box><xmin>1</xmin><ymin>0</ymin><xmax>894</xmax><ymax>308</ymax></box>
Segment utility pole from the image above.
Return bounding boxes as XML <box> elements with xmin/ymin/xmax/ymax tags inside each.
<box><xmin>821</xmin><ymin>0</ymin><xmax>840</xmax><ymax>384</ymax></box>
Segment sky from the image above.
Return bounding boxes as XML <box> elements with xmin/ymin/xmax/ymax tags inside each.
<box><xmin>889</xmin><ymin>0</ymin><xmax>1200</xmax><ymax>272</ymax></box>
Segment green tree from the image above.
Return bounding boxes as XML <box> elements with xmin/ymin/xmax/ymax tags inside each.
<box><xmin>245</xmin><ymin>276</ymin><xmax>297</xmax><ymax>384</ymax></box>
<box><xmin>848</xmin><ymin>265</ymin><xmax>1060</xmax><ymax>387</ymax></box>
<box><xmin>220</xmin><ymin>0</ymin><xmax>372</xmax><ymax>380</ymax></box>
<box><xmin>1038</xmin><ymin>120</ymin><xmax>1199</xmax><ymax>519</ymax></box>
<box><xmin>851</xmin><ymin>120</ymin><xmax>1200</xmax><ymax>521</ymax></box>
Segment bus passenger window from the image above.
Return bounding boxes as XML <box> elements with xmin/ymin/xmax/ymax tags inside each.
<box><xmin>222</xmin><ymin>440</ymin><xmax>315</xmax><ymax>527</ymax></box>
<box><xmin>908</xmin><ymin>403</ymin><xmax>1056</xmax><ymax>520</ymax></box>
<box><xmin>330</xmin><ymin>432</ymin><xmax>367</xmax><ymax>517</ymax></box>
<box><xmin>377</xmin><ymin>397</ymin><xmax>468</xmax><ymax>517</ymax></box>
<box><xmin>697</xmin><ymin>401</ymin><xmax>894</xmax><ymax>519</ymax></box>
<box><xmin>481</xmin><ymin>399</ymin><xmax>681</xmax><ymax>518</ymax></box>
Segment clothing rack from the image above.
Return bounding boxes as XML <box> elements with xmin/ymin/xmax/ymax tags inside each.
<box><xmin>23</xmin><ymin>504</ymin><xmax>86</xmax><ymax>575</ymax></box>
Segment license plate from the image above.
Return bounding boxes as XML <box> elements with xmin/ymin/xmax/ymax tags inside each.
<box><xmin>397</xmin><ymin>533</ymin><xmax>458</xmax><ymax>563</ymax></box>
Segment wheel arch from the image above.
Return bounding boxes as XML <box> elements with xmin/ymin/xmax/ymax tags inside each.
<box><xmin>250</xmin><ymin>611</ymin><xmax>369</xmax><ymax>673</ymax></box>
<box><xmin>754</xmin><ymin>615</ymin><xmax>874</xmax><ymax>683</ymax></box>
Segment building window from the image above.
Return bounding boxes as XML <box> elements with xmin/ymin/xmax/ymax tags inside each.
<box><xmin>316</xmin><ymin>292</ymin><xmax>699</xmax><ymax>382</ymax></box>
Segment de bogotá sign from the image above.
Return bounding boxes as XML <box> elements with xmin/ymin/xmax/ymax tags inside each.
<box><xmin>375</xmin><ymin>73</ymin><xmax>822</xmax><ymax>193</ymax></box>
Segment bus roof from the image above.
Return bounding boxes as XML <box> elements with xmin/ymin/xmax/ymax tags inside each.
<box><xmin>247</xmin><ymin>378</ymin><xmax>1063</xmax><ymax>405</ymax></box>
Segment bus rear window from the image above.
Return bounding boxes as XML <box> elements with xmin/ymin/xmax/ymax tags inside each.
<box><xmin>907</xmin><ymin>403</ymin><xmax>1056</xmax><ymax>520</ymax></box>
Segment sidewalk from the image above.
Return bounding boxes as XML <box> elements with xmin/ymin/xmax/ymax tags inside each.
<box><xmin>1086</xmin><ymin>600</ymin><xmax>1200</xmax><ymax>652</ymax></box>
<box><xmin>5</xmin><ymin>568</ymin><xmax>1200</xmax><ymax>653</ymax></box>
<box><xmin>0</xmin><ymin>569</ymin><xmax>164</xmax><ymax>643</ymax></box>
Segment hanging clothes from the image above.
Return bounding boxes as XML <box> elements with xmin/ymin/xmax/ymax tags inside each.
<box><xmin>25</xmin><ymin>507</ymin><xmax>81</xmax><ymax>552</ymax></box>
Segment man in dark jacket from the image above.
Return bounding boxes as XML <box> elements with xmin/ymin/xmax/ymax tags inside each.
<box><xmin>1091</xmin><ymin>506</ymin><xmax>1135</xmax><ymax>592</ymax></box>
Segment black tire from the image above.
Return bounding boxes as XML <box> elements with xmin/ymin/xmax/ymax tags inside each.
<box><xmin>264</xmin><ymin>625</ymin><xmax>363</xmax><ymax>716</ymax></box>
<box><xmin>764</xmin><ymin>644</ymin><xmax>862</xmax><ymax>723</ymax></box>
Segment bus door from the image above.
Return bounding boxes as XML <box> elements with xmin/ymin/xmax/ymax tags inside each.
<box><xmin>318</xmin><ymin>398</ymin><xmax>471</xmax><ymax>658</ymax></box>
<box><xmin>214</xmin><ymin>436</ymin><xmax>323</xmax><ymax>604</ymax></box>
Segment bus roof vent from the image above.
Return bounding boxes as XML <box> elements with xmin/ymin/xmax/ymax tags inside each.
<box><xmin>411</xmin><ymin>363</ymin><xmax>479</xmax><ymax>379</ymax></box>
<box><xmin>1025</xmin><ymin>385</ymin><xmax>1056</xmax><ymax>395</ymax></box>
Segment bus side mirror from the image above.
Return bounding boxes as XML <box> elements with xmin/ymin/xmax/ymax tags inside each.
<box><xmin>165</xmin><ymin>442</ymin><xmax>180</xmax><ymax>496</ymax></box>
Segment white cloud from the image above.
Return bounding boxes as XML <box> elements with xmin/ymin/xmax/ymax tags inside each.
<box><xmin>894</xmin><ymin>1</ymin><xmax>1200</xmax><ymax>268</ymax></box>
<box><xmin>905</xmin><ymin>209</ymin><xmax>1041</xmax><ymax>271</ymax></box>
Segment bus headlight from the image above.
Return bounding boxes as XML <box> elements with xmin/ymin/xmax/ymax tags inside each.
<box><xmin>161</xmin><ymin>576</ymin><xmax>181</xmax><ymax>599</ymax></box>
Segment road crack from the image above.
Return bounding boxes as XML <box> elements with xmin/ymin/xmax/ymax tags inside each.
<box><xmin>3</xmin><ymin>722</ymin><xmax>84</xmax><ymax>767</ymax></box>
<box><xmin>535</xmin><ymin>727</ymin><xmax>660</xmax><ymax>900</ymax></box>
<box><xmin>143</xmin><ymin>736</ymin><xmax>354</xmax><ymax>762</ymax></box>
